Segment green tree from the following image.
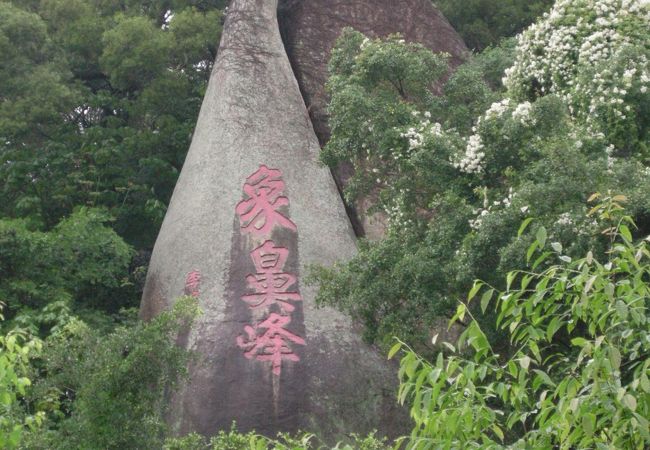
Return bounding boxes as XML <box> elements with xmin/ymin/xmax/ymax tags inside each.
<box><xmin>0</xmin><ymin>0</ymin><xmax>223</xmax><ymax>330</ymax></box>
<box><xmin>0</xmin><ymin>305</ymin><xmax>43</xmax><ymax>450</ymax></box>
<box><xmin>23</xmin><ymin>296</ymin><xmax>200</xmax><ymax>449</ymax></box>
<box><xmin>314</xmin><ymin>1</ymin><xmax>650</xmax><ymax>353</ymax></box>
<box><xmin>0</xmin><ymin>208</ymin><xmax>134</xmax><ymax>335</ymax></box>
<box><xmin>0</xmin><ymin>0</ymin><xmax>223</xmax><ymax>248</ymax></box>
<box><xmin>392</xmin><ymin>196</ymin><xmax>650</xmax><ymax>448</ymax></box>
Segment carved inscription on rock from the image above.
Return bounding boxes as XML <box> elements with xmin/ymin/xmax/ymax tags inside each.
<box><xmin>184</xmin><ymin>270</ymin><xmax>201</xmax><ymax>297</ymax></box>
<box><xmin>235</xmin><ymin>165</ymin><xmax>304</xmax><ymax>376</ymax></box>
<box><xmin>236</xmin><ymin>165</ymin><xmax>297</xmax><ymax>235</ymax></box>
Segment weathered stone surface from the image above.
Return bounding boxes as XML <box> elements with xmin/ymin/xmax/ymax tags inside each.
<box><xmin>279</xmin><ymin>0</ymin><xmax>469</xmax><ymax>239</ymax></box>
<box><xmin>141</xmin><ymin>0</ymin><xmax>407</xmax><ymax>442</ymax></box>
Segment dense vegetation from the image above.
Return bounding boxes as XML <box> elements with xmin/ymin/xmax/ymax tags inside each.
<box><xmin>394</xmin><ymin>197</ymin><xmax>650</xmax><ymax>448</ymax></box>
<box><xmin>1</xmin><ymin>0</ymin><xmax>222</xmax><ymax>447</ymax></box>
<box><xmin>1</xmin><ymin>0</ymin><xmax>224</xmax><ymax>332</ymax></box>
<box><xmin>1</xmin><ymin>0</ymin><xmax>648</xmax><ymax>448</ymax></box>
<box><xmin>316</xmin><ymin>0</ymin><xmax>650</xmax><ymax>354</ymax></box>
<box><xmin>434</xmin><ymin>0</ymin><xmax>554</xmax><ymax>51</ymax></box>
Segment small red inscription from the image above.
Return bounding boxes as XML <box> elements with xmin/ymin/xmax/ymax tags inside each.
<box><xmin>184</xmin><ymin>270</ymin><xmax>201</xmax><ymax>297</ymax></box>
<box><xmin>243</xmin><ymin>241</ymin><xmax>302</xmax><ymax>313</ymax></box>
<box><xmin>235</xmin><ymin>165</ymin><xmax>297</xmax><ymax>236</ymax></box>
<box><xmin>236</xmin><ymin>313</ymin><xmax>306</xmax><ymax>376</ymax></box>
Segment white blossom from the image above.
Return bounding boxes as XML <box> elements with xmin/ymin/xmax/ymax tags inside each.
<box><xmin>512</xmin><ymin>102</ymin><xmax>536</xmax><ymax>126</ymax></box>
<box><xmin>454</xmin><ymin>135</ymin><xmax>485</xmax><ymax>174</ymax></box>
<box><xmin>484</xmin><ymin>99</ymin><xmax>511</xmax><ymax>120</ymax></box>
<box><xmin>556</xmin><ymin>212</ymin><xmax>574</xmax><ymax>226</ymax></box>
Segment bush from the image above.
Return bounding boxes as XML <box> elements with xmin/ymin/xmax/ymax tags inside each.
<box><xmin>0</xmin><ymin>304</ymin><xmax>43</xmax><ymax>450</ymax></box>
<box><xmin>163</xmin><ymin>424</ymin><xmax>387</xmax><ymax>450</ymax></box>
<box><xmin>0</xmin><ymin>208</ymin><xmax>134</xmax><ymax>335</ymax></box>
<box><xmin>392</xmin><ymin>196</ymin><xmax>650</xmax><ymax>448</ymax></box>
<box><xmin>22</xmin><ymin>296</ymin><xmax>200</xmax><ymax>450</ymax></box>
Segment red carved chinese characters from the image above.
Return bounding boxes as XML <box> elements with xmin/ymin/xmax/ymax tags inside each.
<box><xmin>236</xmin><ymin>313</ymin><xmax>306</xmax><ymax>376</ymax></box>
<box><xmin>243</xmin><ymin>241</ymin><xmax>302</xmax><ymax>313</ymax></box>
<box><xmin>235</xmin><ymin>165</ymin><xmax>304</xmax><ymax>377</ymax></box>
<box><xmin>235</xmin><ymin>165</ymin><xmax>297</xmax><ymax>236</ymax></box>
<box><xmin>184</xmin><ymin>270</ymin><xmax>201</xmax><ymax>297</ymax></box>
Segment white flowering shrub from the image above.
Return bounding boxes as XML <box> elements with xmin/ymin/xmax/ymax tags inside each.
<box><xmin>503</xmin><ymin>0</ymin><xmax>650</xmax><ymax>155</ymax></box>
<box><xmin>453</xmin><ymin>134</ymin><xmax>485</xmax><ymax>174</ymax></box>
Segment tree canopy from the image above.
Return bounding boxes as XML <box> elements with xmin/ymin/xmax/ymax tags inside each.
<box><xmin>1</xmin><ymin>0</ymin><xmax>649</xmax><ymax>447</ymax></box>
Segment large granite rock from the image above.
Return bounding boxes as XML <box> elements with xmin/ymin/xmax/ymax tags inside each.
<box><xmin>141</xmin><ymin>0</ymin><xmax>407</xmax><ymax>442</ymax></box>
<box><xmin>279</xmin><ymin>0</ymin><xmax>468</xmax><ymax>238</ymax></box>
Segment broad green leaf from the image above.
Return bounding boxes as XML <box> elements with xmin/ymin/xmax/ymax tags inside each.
<box><xmin>571</xmin><ymin>337</ymin><xmax>587</xmax><ymax>347</ymax></box>
<box><xmin>546</xmin><ymin>317</ymin><xmax>562</xmax><ymax>341</ymax></box>
<box><xmin>620</xmin><ymin>224</ymin><xmax>633</xmax><ymax>242</ymax></box>
<box><xmin>582</xmin><ymin>413</ymin><xmax>595</xmax><ymax>437</ymax></box>
<box><xmin>622</xmin><ymin>393</ymin><xmax>637</xmax><ymax>411</ymax></box>
<box><xmin>518</xmin><ymin>217</ymin><xmax>534</xmax><ymax>237</ymax></box>
<box><xmin>491</xmin><ymin>425</ymin><xmax>504</xmax><ymax>442</ymax></box>
<box><xmin>536</xmin><ymin>226</ymin><xmax>547</xmax><ymax>248</ymax></box>
<box><xmin>480</xmin><ymin>289</ymin><xmax>493</xmax><ymax>313</ymax></box>
<box><xmin>527</xmin><ymin>241</ymin><xmax>538</xmax><ymax>263</ymax></box>
<box><xmin>532</xmin><ymin>369</ymin><xmax>556</xmax><ymax>388</ymax></box>
<box><xmin>388</xmin><ymin>342</ymin><xmax>402</xmax><ymax>359</ymax></box>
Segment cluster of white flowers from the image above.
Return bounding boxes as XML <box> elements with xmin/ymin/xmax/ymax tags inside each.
<box><xmin>606</xmin><ymin>144</ymin><xmax>617</xmax><ymax>170</ymax></box>
<box><xmin>400</xmin><ymin>127</ymin><xmax>424</xmax><ymax>151</ymax></box>
<box><xmin>511</xmin><ymin>102</ymin><xmax>536</xmax><ymax>126</ymax></box>
<box><xmin>556</xmin><ymin>212</ymin><xmax>574</xmax><ymax>226</ymax></box>
<box><xmin>503</xmin><ymin>0</ymin><xmax>650</xmax><ymax>145</ymax></box>
<box><xmin>383</xmin><ymin>188</ymin><xmax>414</xmax><ymax>228</ymax></box>
<box><xmin>469</xmin><ymin>189</ymin><xmax>517</xmax><ymax>231</ymax></box>
<box><xmin>453</xmin><ymin>134</ymin><xmax>485</xmax><ymax>174</ymax></box>
<box><xmin>396</xmin><ymin>111</ymin><xmax>443</xmax><ymax>160</ymax></box>
<box><xmin>468</xmin><ymin>208</ymin><xmax>489</xmax><ymax>231</ymax></box>
<box><xmin>484</xmin><ymin>99</ymin><xmax>511</xmax><ymax>120</ymax></box>
<box><xmin>555</xmin><ymin>211</ymin><xmax>599</xmax><ymax>235</ymax></box>
<box><xmin>360</xmin><ymin>37</ymin><xmax>371</xmax><ymax>50</ymax></box>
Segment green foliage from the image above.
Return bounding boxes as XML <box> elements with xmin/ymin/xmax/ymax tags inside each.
<box><xmin>22</xmin><ymin>296</ymin><xmax>200</xmax><ymax>450</ymax></box>
<box><xmin>0</xmin><ymin>0</ymin><xmax>223</xmax><ymax>351</ymax></box>
<box><xmin>392</xmin><ymin>197</ymin><xmax>650</xmax><ymax>448</ymax></box>
<box><xmin>0</xmin><ymin>0</ymin><xmax>223</xmax><ymax>249</ymax></box>
<box><xmin>100</xmin><ymin>15</ymin><xmax>172</xmax><ymax>91</ymax></box>
<box><xmin>0</xmin><ymin>208</ymin><xmax>134</xmax><ymax>335</ymax></box>
<box><xmin>163</xmin><ymin>424</ymin><xmax>387</xmax><ymax>450</ymax></box>
<box><xmin>503</xmin><ymin>0</ymin><xmax>650</xmax><ymax>159</ymax></box>
<box><xmin>0</xmin><ymin>305</ymin><xmax>43</xmax><ymax>450</ymax></box>
<box><xmin>323</xmin><ymin>29</ymin><xmax>503</xmax><ymax>204</ymax></box>
<box><xmin>314</xmin><ymin>4</ymin><xmax>650</xmax><ymax>355</ymax></box>
<box><xmin>434</xmin><ymin>0</ymin><xmax>554</xmax><ymax>51</ymax></box>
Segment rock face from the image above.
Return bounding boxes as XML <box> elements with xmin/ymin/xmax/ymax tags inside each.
<box><xmin>278</xmin><ymin>0</ymin><xmax>468</xmax><ymax>145</ymax></box>
<box><xmin>278</xmin><ymin>0</ymin><xmax>468</xmax><ymax>238</ymax></box>
<box><xmin>141</xmin><ymin>0</ymin><xmax>407</xmax><ymax>442</ymax></box>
